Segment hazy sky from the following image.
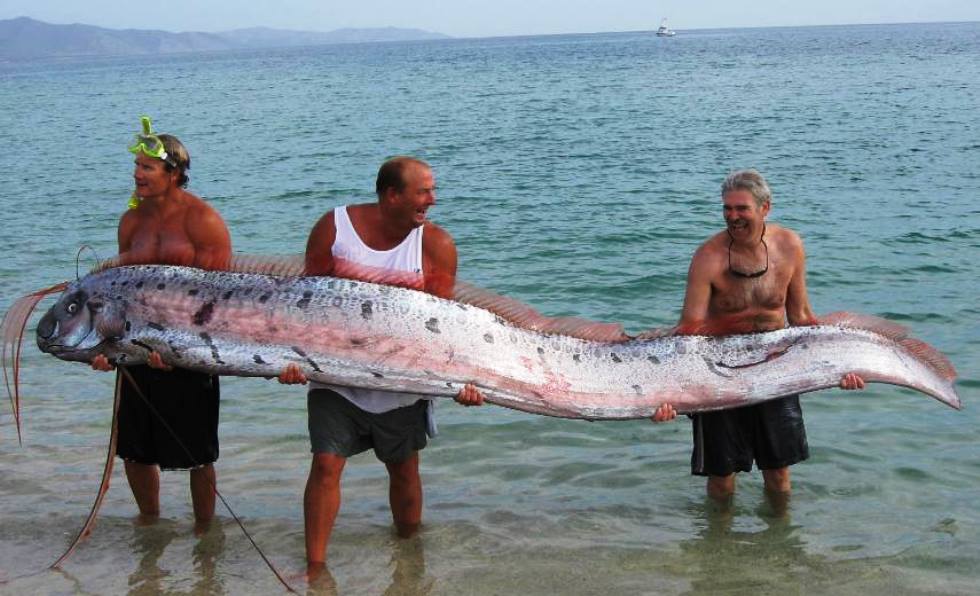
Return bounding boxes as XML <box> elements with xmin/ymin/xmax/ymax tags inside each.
<box><xmin>2</xmin><ymin>1</ymin><xmax>978</xmax><ymax>38</ymax></box>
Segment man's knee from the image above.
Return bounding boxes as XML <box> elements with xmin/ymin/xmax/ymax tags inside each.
<box><xmin>385</xmin><ymin>455</ymin><xmax>420</xmax><ymax>487</ymax></box>
<box><xmin>309</xmin><ymin>454</ymin><xmax>346</xmax><ymax>488</ymax></box>
<box><xmin>762</xmin><ymin>467</ymin><xmax>791</xmax><ymax>493</ymax></box>
<box><xmin>707</xmin><ymin>474</ymin><xmax>736</xmax><ymax>500</ymax></box>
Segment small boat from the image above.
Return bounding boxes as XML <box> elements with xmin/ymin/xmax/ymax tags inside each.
<box><xmin>656</xmin><ymin>18</ymin><xmax>676</xmax><ymax>37</ymax></box>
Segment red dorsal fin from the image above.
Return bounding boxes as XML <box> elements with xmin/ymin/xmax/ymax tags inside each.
<box><xmin>228</xmin><ymin>254</ymin><xmax>306</xmax><ymax>277</ymax></box>
<box><xmin>453</xmin><ymin>281</ymin><xmax>626</xmax><ymax>341</ymax></box>
<box><xmin>817</xmin><ymin>311</ymin><xmax>909</xmax><ymax>341</ymax></box>
<box><xmin>899</xmin><ymin>338</ymin><xmax>958</xmax><ymax>381</ymax></box>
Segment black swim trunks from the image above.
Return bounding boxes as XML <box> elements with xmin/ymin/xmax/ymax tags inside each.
<box><xmin>691</xmin><ymin>395</ymin><xmax>808</xmax><ymax>477</ymax></box>
<box><xmin>307</xmin><ymin>388</ymin><xmax>428</xmax><ymax>463</ymax></box>
<box><xmin>116</xmin><ymin>364</ymin><xmax>220</xmax><ymax>470</ymax></box>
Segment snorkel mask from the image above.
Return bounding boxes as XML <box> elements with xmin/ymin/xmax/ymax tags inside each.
<box><xmin>128</xmin><ymin>116</ymin><xmax>175</xmax><ymax>208</ymax></box>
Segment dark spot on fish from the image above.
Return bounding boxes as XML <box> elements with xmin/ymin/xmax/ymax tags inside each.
<box><xmin>537</xmin><ymin>347</ymin><xmax>545</xmax><ymax>355</ymax></box>
<box><xmin>135</xmin><ymin>281</ymin><xmax>143</xmax><ymax>289</ymax></box>
<box><xmin>332</xmin><ymin>296</ymin><xmax>343</xmax><ymax>307</ymax></box>
<box><xmin>188</xmin><ymin>288</ymin><xmax>199</xmax><ymax>296</ymax></box>
<box><xmin>292</xmin><ymin>346</ymin><xmax>307</xmax><ymax>357</ymax></box>
<box><xmin>714</xmin><ymin>343</ymin><xmax>796</xmax><ymax>370</ymax></box>
<box><xmin>371</xmin><ymin>371</ymin><xmax>384</xmax><ymax>379</ymax></box>
<box><xmin>124</xmin><ymin>321</ymin><xmax>132</xmax><ymax>332</ymax></box>
<box><xmin>222</xmin><ymin>290</ymin><xmax>233</xmax><ymax>300</ymax></box>
<box><xmin>446</xmin><ymin>382</ymin><xmax>454</xmax><ymax>388</ymax></box>
<box><xmin>192</xmin><ymin>301</ymin><xmax>216</xmax><ymax>326</ymax></box>
<box><xmin>361</xmin><ymin>300</ymin><xmax>373</xmax><ymax>320</ymax></box>
<box><xmin>632</xmin><ymin>384</ymin><xmax>642</xmax><ymax>395</ymax></box>
<box><xmin>253</xmin><ymin>354</ymin><xmax>267</xmax><ymax>364</ymax></box>
<box><xmin>259</xmin><ymin>293</ymin><xmax>271</xmax><ymax>303</ymax></box>
<box><xmin>611</xmin><ymin>353</ymin><xmax>622</xmax><ymax>363</ymax></box>
<box><xmin>199</xmin><ymin>332</ymin><xmax>224</xmax><ymax>364</ymax></box>
<box><xmin>425</xmin><ymin>318</ymin><xmax>440</xmax><ymax>333</ymax></box>
<box><xmin>455</xmin><ymin>303</ymin><xmax>468</xmax><ymax>311</ymax></box>
<box><xmin>573</xmin><ymin>354</ymin><xmax>581</xmax><ymax>362</ymax></box>
<box><xmin>243</xmin><ymin>288</ymin><xmax>252</xmax><ymax>296</ymax></box>
<box><xmin>648</xmin><ymin>355</ymin><xmax>661</xmax><ymax>364</ymax></box>
<box><xmin>483</xmin><ymin>333</ymin><xmax>494</xmax><ymax>344</ymax></box>
<box><xmin>131</xmin><ymin>340</ymin><xmax>154</xmax><ymax>352</ymax></box>
<box><xmin>146</xmin><ymin>321</ymin><xmax>165</xmax><ymax>331</ymax></box>
<box><xmin>675</xmin><ymin>342</ymin><xmax>687</xmax><ymax>355</ymax></box>
<box><xmin>704</xmin><ymin>356</ymin><xmax>734</xmax><ymax>378</ymax></box>
<box><xmin>157</xmin><ymin>283</ymin><xmax>165</xmax><ymax>290</ymax></box>
<box><xmin>350</xmin><ymin>338</ymin><xmax>367</xmax><ymax>347</ymax></box>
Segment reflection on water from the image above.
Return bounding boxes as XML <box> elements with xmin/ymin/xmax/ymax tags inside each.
<box><xmin>680</xmin><ymin>494</ymin><xmax>814</xmax><ymax>595</ymax></box>
<box><xmin>383</xmin><ymin>537</ymin><xmax>434</xmax><ymax>596</ymax></box>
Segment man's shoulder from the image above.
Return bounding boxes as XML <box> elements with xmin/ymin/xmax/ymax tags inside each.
<box><xmin>422</xmin><ymin>221</ymin><xmax>454</xmax><ymax>244</ymax></box>
<box><xmin>767</xmin><ymin>223</ymin><xmax>804</xmax><ymax>250</ymax></box>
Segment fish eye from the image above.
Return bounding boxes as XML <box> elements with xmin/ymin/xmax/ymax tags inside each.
<box><xmin>66</xmin><ymin>302</ymin><xmax>78</xmax><ymax>314</ymax></box>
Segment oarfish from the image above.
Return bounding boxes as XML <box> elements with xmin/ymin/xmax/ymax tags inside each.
<box><xmin>8</xmin><ymin>263</ymin><xmax>958</xmax><ymax>420</ymax></box>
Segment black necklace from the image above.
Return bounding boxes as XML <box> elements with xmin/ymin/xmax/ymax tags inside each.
<box><xmin>727</xmin><ymin>223</ymin><xmax>769</xmax><ymax>278</ymax></box>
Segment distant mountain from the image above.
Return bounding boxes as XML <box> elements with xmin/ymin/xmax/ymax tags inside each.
<box><xmin>0</xmin><ymin>17</ymin><xmax>450</xmax><ymax>60</ymax></box>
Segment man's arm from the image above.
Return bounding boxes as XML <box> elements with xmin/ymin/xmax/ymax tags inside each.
<box><xmin>304</xmin><ymin>211</ymin><xmax>337</xmax><ymax>276</ymax></box>
<box><xmin>676</xmin><ymin>245</ymin><xmax>714</xmax><ymax>334</ymax></box>
<box><xmin>783</xmin><ymin>232</ymin><xmax>864</xmax><ymax>390</ymax></box>
<box><xmin>187</xmin><ymin>207</ymin><xmax>232</xmax><ymax>271</ymax></box>
<box><xmin>783</xmin><ymin>232</ymin><xmax>817</xmax><ymax>326</ymax></box>
<box><xmin>421</xmin><ymin>223</ymin><xmax>458</xmax><ymax>300</ymax></box>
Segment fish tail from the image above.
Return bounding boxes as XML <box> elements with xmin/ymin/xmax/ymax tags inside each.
<box><xmin>899</xmin><ymin>337</ymin><xmax>958</xmax><ymax>382</ymax></box>
<box><xmin>819</xmin><ymin>311</ymin><xmax>957</xmax><ymax>382</ymax></box>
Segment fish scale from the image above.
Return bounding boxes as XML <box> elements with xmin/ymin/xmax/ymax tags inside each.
<box><xmin>31</xmin><ymin>265</ymin><xmax>961</xmax><ymax>419</ymax></box>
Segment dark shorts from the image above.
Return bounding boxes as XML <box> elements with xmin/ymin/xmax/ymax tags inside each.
<box><xmin>691</xmin><ymin>395</ymin><xmax>808</xmax><ymax>477</ymax></box>
<box><xmin>308</xmin><ymin>388</ymin><xmax>428</xmax><ymax>463</ymax></box>
<box><xmin>116</xmin><ymin>365</ymin><xmax>220</xmax><ymax>470</ymax></box>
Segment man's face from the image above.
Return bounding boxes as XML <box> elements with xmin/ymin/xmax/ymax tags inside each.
<box><xmin>723</xmin><ymin>189</ymin><xmax>769</xmax><ymax>239</ymax></box>
<box><xmin>391</xmin><ymin>164</ymin><xmax>436</xmax><ymax>227</ymax></box>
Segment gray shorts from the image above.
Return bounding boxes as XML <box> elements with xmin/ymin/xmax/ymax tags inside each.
<box><xmin>307</xmin><ymin>388</ymin><xmax>428</xmax><ymax>463</ymax></box>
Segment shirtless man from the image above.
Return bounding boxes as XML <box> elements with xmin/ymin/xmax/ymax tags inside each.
<box><xmin>92</xmin><ymin>123</ymin><xmax>231</xmax><ymax>527</ymax></box>
<box><xmin>654</xmin><ymin>169</ymin><xmax>864</xmax><ymax>501</ymax></box>
<box><xmin>279</xmin><ymin>156</ymin><xmax>483</xmax><ymax>570</ymax></box>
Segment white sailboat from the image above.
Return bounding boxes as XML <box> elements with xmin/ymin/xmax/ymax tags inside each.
<box><xmin>656</xmin><ymin>17</ymin><xmax>676</xmax><ymax>37</ymax></box>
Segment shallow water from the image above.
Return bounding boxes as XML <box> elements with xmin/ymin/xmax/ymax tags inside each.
<box><xmin>1</xmin><ymin>22</ymin><xmax>978</xmax><ymax>594</ymax></box>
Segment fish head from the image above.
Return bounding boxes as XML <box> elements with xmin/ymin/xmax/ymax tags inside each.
<box><xmin>36</xmin><ymin>280</ymin><xmax>127</xmax><ymax>362</ymax></box>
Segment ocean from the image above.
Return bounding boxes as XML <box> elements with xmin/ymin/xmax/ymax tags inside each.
<box><xmin>1</xmin><ymin>21</ymin><xmax>978</xmax><ymax>595</ymax></box>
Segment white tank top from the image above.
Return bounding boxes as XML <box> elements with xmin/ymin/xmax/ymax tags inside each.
<box><xmin>312</xmin><ymin>205</ymin><xmax>427</xmax><ymax>413</ymax></box>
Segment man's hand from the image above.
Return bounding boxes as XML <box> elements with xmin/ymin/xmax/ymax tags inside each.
<box><xmin>454</xmin><ymin>383</ymin><xmax>484</xmax><ymax>407</ymax></box>
<box><xmin>278</xmin><ymin>363</ymin><xmax>308</xmax><ymax>385</ymax></box>
<box><xmin>147</xmin><ymin>351</ymin><xmax>173</xmax><ymax>371</ymax></box>
<box><xmin>651</xmin><ymin>403</ymin><xmax>677</xmax><ymax>423</ymax></box>
<box><xmin>91</xmin><ymin>353</ymin><xmax>115</xmax><ymax>372</ymax></box>
<box><xmin>840</xmin><ymin>372</ymin><xmax>865</xmax><ymax>390</ymax></box>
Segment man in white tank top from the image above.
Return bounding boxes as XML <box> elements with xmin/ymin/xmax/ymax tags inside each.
<box><xmin>279</xmin><ymin>156</ymin><xmax>484</xmax><ymax>573</ymax></box>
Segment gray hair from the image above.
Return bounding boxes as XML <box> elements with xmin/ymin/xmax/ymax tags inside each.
<box><xmin>721</xmin><ymin>169</ymin><xmax>771</xmax><ymax>207</ymax></box>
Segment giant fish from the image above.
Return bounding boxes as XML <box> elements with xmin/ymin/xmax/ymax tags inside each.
<box><xmin>4</xmin><ymin>263</ymin><xmax>959</xmax><ymax>423</ymax></box>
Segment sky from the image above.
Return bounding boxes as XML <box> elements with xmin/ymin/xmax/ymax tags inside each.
<box><xmin>2</xmin><ymin>1</ymin><xmax>978</xmax><ymax>38</ymax></box>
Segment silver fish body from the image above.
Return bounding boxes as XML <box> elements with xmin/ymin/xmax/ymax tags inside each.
<box><xmin>35</xmin><ymin>265</ymin><xmax>961</xmax><ymax>418</ymax></box>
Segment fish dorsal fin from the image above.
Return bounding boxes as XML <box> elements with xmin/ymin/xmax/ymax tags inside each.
<box><xmin>453</xmin><ymin>281</ymin><xmax>626</xmax><ymax>342</ymax></box>
<box><xmin>818</xmin><ymin>311</ymin><xmax>956</xmax><ymax>381</ymax></box>
<box><xmin>228</xmin><ymin>254</ymin><xmax>306</xmax><ymax>277</ymax></box>
<box><xmin>818</xmin><ymin>311</ymin><xmax>909</xmax><ymax>341</ymax></box>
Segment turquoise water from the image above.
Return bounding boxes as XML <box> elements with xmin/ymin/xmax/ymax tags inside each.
<box><xmin>1</xmin><ymin>22</ymin><xmax>979</xmax><ymax>594</ymax></box>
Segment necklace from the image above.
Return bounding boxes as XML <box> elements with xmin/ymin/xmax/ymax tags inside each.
<box><xmin>727</xmin><ymin>223</ymin><xmax>769</xmax><ymax>278</ymax></box>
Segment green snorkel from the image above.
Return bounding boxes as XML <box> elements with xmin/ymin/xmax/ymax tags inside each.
<box><xmin>127</xmin><ymin>115</ymin><xmax>171</xmax><ymax>209</ymax></box>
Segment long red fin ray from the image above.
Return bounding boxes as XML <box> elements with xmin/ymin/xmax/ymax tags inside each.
<box><xmin>1</xmin><ymin>282</ymin><xmax>68</xmax><ymax>442</ymax></box>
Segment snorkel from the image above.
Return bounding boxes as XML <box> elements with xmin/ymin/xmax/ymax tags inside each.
<box><xmin>127</xmin><ymin>115</ymin><xmax>172</xmax><ymax>209</ymax></box>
